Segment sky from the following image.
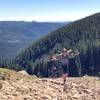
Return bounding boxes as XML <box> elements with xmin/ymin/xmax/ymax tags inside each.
<box><xmin>0</xmin><ymin>0</ymin><xmax>100</xmax><ymax>22</ymax></box>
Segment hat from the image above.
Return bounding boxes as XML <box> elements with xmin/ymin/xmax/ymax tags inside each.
<box><xmin>67</xmin><ymin>49</ymin><xmax>73</xmax><ymax>54</ymax></box>
<box><xmin>56</xmin><ymin>50</ymin><xmax>62</xmax><ymax>54</ymax></box>
<box><xmin>51</xmin><ymin>55</ymin><xmax>57</xmax><ymax>61</ymax></box>
<box><xmin>62</xmin><ymin>48</ymin><xmax>67</xmax><ymax>51</ymax></box>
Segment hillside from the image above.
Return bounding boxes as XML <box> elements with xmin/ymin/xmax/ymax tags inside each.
<box><xmin>13</xmin><ymin>13</ymin><xmax>100</xmax><ymax>76</ymax></box>
<box><xmin>0</xmin><ymin>21</ymin><xmax>67</xmax><ymax>58</ymax></box>
<box><xmin>0</xmin><ymin>68</ymin><xmax>100</xmax><ymax>100</ymax></box>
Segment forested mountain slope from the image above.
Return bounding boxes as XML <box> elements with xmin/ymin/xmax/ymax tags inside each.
<box><xmin>14</xmin><ymin>13</ymin><xmax>100</xmax><ymax>76</ymax></box>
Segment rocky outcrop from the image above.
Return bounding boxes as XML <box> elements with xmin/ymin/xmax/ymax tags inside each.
<box><xmin>0</xmin><ymin>68</ymin><xmax>100</xmax><ymax>100</ymax></box>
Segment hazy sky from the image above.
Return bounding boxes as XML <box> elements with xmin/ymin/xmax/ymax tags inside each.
<box><xmin>0</xmin><ymin>0</ymin><xmax>100</xmax><ymax>22</ymax></box>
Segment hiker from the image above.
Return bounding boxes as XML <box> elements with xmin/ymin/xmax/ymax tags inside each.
<box><xmin>60</xmin><ymin>48</ymin><xmax>69</xmax><ymax>85</ymax></box>
<box><xmin>67</xmin><ymin>49</ymin><xmax>80</xmax><ymax>77</ymax></box>
<box><xmin>48</xmin><ymin>55</ymin><xmax>59</xmax><ymax>78</ymax></box>
<box><xmin>55</xmin><ymin>51</ymin><xmax>64</xmax><ymax>77</ymax></box>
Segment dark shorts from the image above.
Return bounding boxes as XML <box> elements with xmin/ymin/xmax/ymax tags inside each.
<box><xmin>62</xmin><ymin>65</ymin><xmax>68</xmax><ymax>74</ymax></box>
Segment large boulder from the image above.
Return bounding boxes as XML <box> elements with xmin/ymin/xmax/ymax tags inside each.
<box><xmin>18</xmin><ymin>71</ymin><xmax>29</xmax><ymax>76</ymax></box>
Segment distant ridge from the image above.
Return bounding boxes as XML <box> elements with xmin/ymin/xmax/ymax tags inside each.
<box><xmin>0</xmin><ymin>21</ymin><xmax>68</xmax><ymax>58</ymax></box>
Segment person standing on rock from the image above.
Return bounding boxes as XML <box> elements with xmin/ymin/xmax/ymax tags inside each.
<box><xmin>67</xmin><ymin>50</ymin><xmax>80</xmax><ymax>77</ymax></box>
<box><xmin>48</xmin><ymin>55</ymin><xmax>59</xmax><ymax>78</ymax></box>
<box><xmin>60</xmin><ymin>48</ymin><xmax>69</xmax><ymax>85</ymax></box>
